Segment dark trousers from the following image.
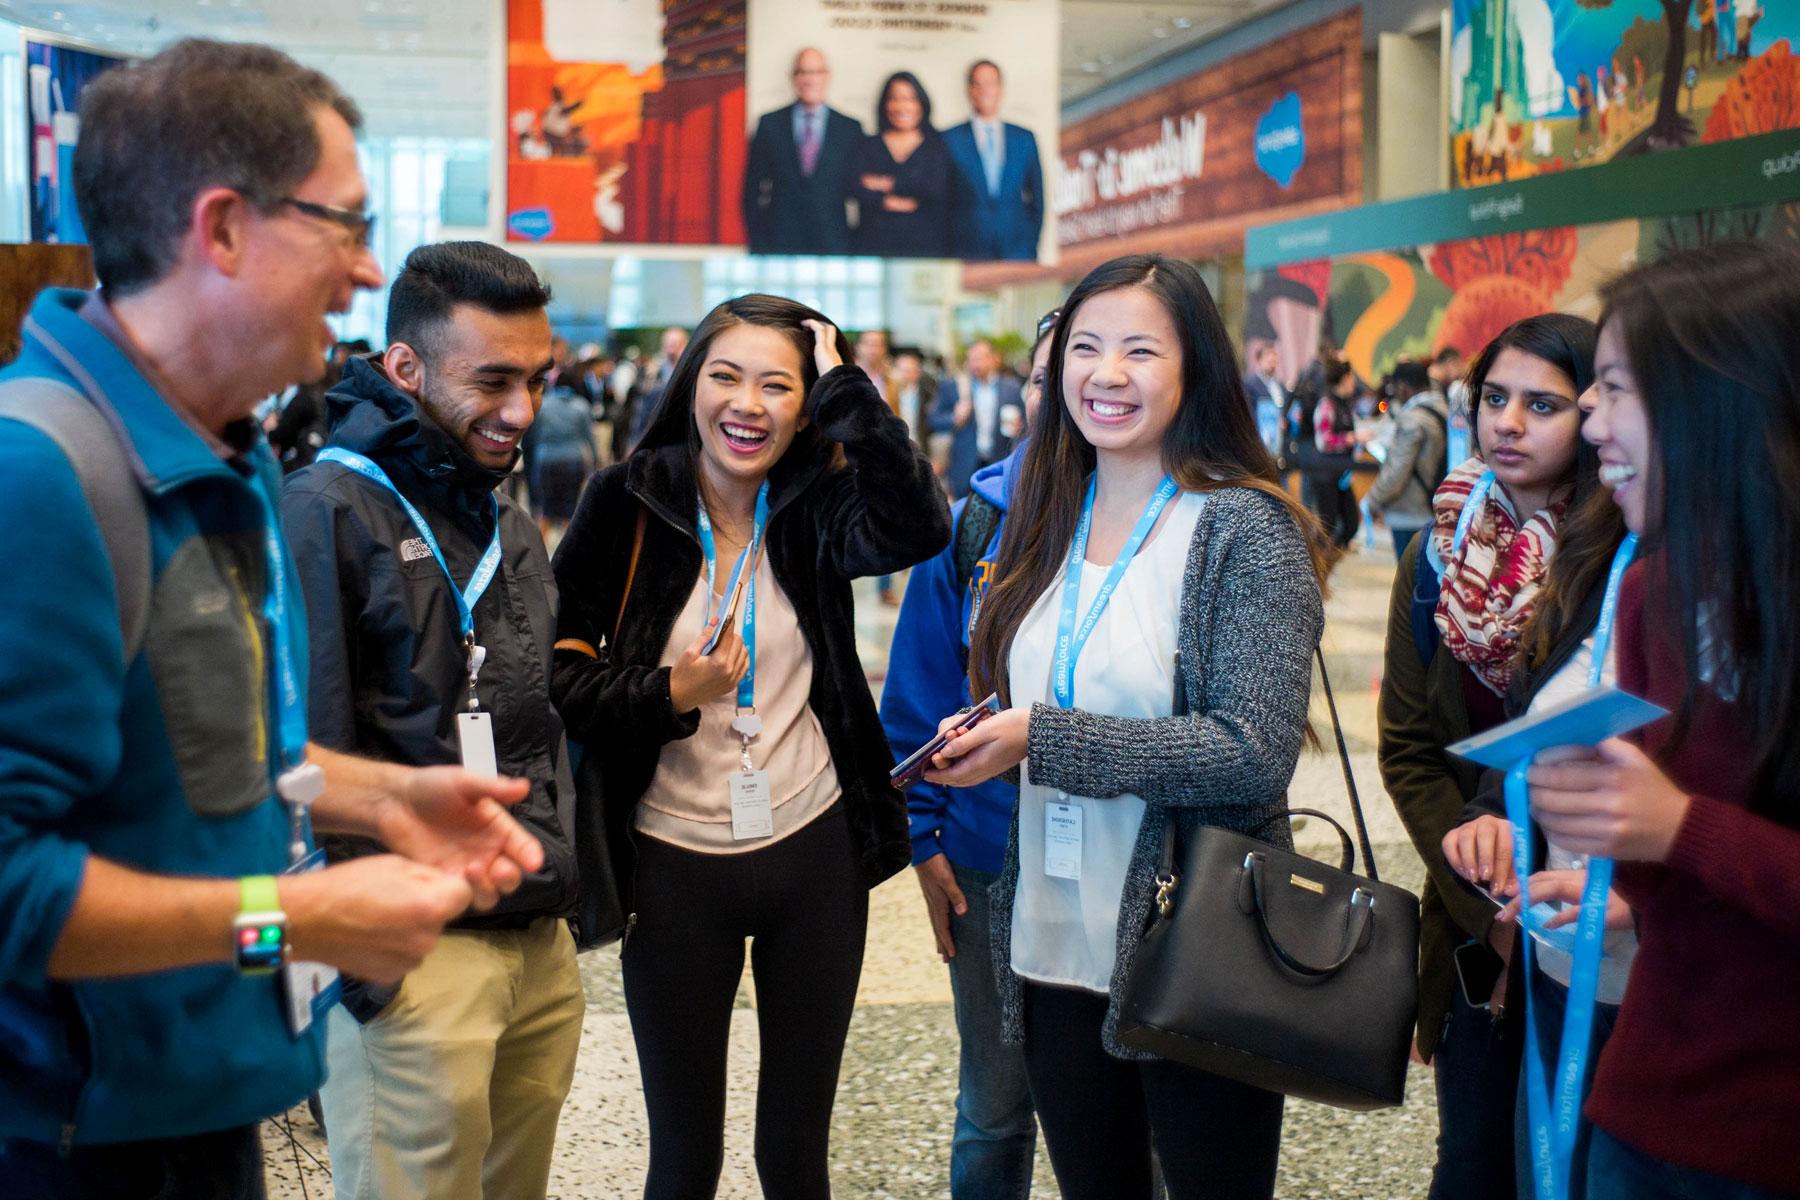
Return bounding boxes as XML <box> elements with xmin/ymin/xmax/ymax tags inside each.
<box><xmin>1302</xmin><ymin>471</ymin><xmax>1361</xmax><ymax>549</ymax></box>
<box><xmin>1020</xmin><ymin>982</ymin><xmax>1284</xmax><ymax>1200</ymax></box>
<box><xmin>0</xmin><ymin>1124</ymin><xmax>265</xmax><ymax>1200</ymax></box>
<box><xmin>1430</xmin><ymin>987</ymin><xmax>1523</xmax><ymax>1200</ymax></box>
<box><xmin>622</xmin><ymin>806</ymin><xmax>868</xmax><ymax>1200</ymax></box>
<box><xmin>1515</xmin><ymin>967</ymin><xmax>1619</xmax><ymax>1200</ymax></box>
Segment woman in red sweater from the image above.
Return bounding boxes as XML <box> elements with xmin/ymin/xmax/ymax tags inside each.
<box><xmin>1528</xmin><ymin>241</ymin><xmax>1800</xmax><ymax>1199</ymax></box>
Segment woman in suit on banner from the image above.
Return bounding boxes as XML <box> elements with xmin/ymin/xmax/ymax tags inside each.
<box><xmin>849</xmin><ymin>71</ymin><xmax>952</xmax><ymax>259</ymax></box>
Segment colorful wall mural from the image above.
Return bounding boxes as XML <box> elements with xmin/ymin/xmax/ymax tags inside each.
<box><xmin>1245</xmin><ymin>198</ymin><xmax>1800</xmax><ymax>387</ymax></box>
<box><xmin>1449</xmin><ymin>0</ymin><xmax>1800</xmax><ymax>188</ymax></box>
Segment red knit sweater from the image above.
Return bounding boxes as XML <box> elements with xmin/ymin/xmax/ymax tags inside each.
<box><xmin>1586</xmin><ymin>562</ymin><xmax>1800</xmax><ymax>1194</ymax></box>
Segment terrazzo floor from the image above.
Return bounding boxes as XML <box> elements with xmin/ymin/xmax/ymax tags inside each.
<box><xmin>264</xmin><ymin>540</ymin><xmax>1443</xmax><ymax>1199</ymax></box>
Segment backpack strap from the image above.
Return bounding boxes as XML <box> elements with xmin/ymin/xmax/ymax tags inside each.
<box><xmin>953</xmin><ymin>492</ymin><xmax>1003</xmax><ymax>672</ymax></box>
<box><xmin>954</xmin><ymin>492</ymin><xmax>1002</xmax><ymax>593</ymax></box>
<box><xmin>0</xmin><ymin>377</ymin><xmax>151</xmax><ymax>663</ymax></box>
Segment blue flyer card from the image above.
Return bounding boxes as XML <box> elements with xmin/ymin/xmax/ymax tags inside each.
<box><xmin>1445</xmin><ymin>686</ymin><xmax>1668</xmax><ymax>770</ymax></box>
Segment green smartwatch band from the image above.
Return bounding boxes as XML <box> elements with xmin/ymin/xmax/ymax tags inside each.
<box><xmin>234</xmin><ymin>874</ymin><xmax>287</xmax><ymax>974</ymax></box>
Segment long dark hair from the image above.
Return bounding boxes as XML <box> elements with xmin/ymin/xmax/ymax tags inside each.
<box><xmin>1452</xmin><ymin>313</ymin><xmax>1624</xmax><ymax>670</ymax></box>
<box><xmin>968</xmin><ymin>254</ymin><xmax>1332</xmax><ymax>703</ymax></box>
<box><xmin>874</xmin><ymin>71</ymin><xmax>934</xmax><ymax>135</ymax></box>
<box><xmin>632</xmin><ymin>293</ymin><xmax>854</xmax><ymax>487</ymax></box>
<box><xmin>1598</xmin><ymin>241</ymin><xmax>1800</xmax><ymax>822</ymax></box>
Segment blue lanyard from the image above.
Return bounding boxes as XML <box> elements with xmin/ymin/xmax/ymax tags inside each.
<box><xmin>1586</xmin><ymin>533</ymin><xmax>1637</xmax><ymax>689</ymax></box>
<box><xmin>1052</xmin><ymin>474</ymin><xmax>1179</xmax><ymax>708</ymax></box>
<box><xmin>696</xmin><ymin>481</ymin><xmax>770</xmax><ymax>710</ymax></box>
<box><xmin>319</xmin><ymin>449</ymin><xmax>502</xmax><ymax>645</ymax></box>
<box><xmin>1450</xmin><ymin>468</ymin><xmax>1496</xmax><ymax>558</ymax></box>
<box><xmin>249</xmin><ymin>475</ymin><xmax>308</xmax><ymax>778</ymax></box>
<box><xmin>1508</xmin><ymin>531</ymin><xmax>1637</xmax><ymax>1200</ymax></box>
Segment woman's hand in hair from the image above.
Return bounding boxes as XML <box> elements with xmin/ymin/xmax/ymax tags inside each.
<box><xmin>1495</xmin><ymin>869</ymin><xmax>1635</xmax><ymax>933</ymax></box>
<box><xmin>802</xmin><ymin>319</ymin><xmax>844</xmax><ymax>376</ymax></box>
<box><xmin>923</xmin><ymin>706</ymin><xmax>1030</xmax><ymax>789</ymax></box>
<box><xmin>1443</xmin><ymin>814</ymin><xmax>1516</xmax><ymax>896</ymax></box>
<box><xmin>1527</xmin><ymin>737</ymin><xmax>1692</xmax><ymax>862</ymax></box>
<box><xmin>667</xmin><ymin>619</ymin><xmax>749</xmax><ymax>715</ymax></box>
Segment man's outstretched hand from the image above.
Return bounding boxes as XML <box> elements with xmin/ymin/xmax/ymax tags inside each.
<box><xmin>373</xmin><ymin>767</ymin><xmax>543</xmax><ymax>911</ymax></box>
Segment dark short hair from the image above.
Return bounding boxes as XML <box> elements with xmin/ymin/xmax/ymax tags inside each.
<box><xmin>968</xmin><ymin>60</ymin><xmax>1002</xmax><ymax>86</ymax></box>
<box><xmin>74</xmin><ymin>38</ymin><xmax>362</xmax><ymax>295</ymax></box>
<box><xmin>1389</xmin><ymin>360</ymin><xmax>1431</xmax><ymax>393</ymax></box>
<box><xmin>1433</xmin><ymin>345</ymin><xmax>1464</xmax><ymax>365</ymax></box>
<box><xmin>386</xmin><ymin>241</ymin><xmax>552</xmax><ymax>357</ymax></box>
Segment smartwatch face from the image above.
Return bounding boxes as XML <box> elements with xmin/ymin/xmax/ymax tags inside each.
<box><xmin>237</xmin><ymin>921</ymin><xmax>286</xmax><ymax>971</ymax></box>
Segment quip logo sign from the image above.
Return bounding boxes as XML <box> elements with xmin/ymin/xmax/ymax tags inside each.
<box><xmin>1255</xmin><ymin>91</ymin><xmax>1306</xmax><ymax>189</ymax></box>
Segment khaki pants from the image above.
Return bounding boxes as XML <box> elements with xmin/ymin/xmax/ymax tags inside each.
<box><xmin>320</xmin><ymin>917</ymin><xmax>584</xmax><ymax>1200</ymax></box>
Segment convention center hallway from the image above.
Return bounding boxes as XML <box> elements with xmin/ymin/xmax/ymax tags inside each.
<box><xmin>264</xmin><ymin>542</ymin><xmax>1441</xmax><ymax>1199</ymax></box>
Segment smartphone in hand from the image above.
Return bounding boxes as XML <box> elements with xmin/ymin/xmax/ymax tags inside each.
<box><xmin>890</xmin><ymin>693</ymin><xmax>1001</xmax><ymax>790</ymax></box>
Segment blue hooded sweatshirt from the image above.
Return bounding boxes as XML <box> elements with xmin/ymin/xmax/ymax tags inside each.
<box><xmin>0</xmin><ymin>290</ymin><xmax>322</xmax><ymax>1146</ymax></box>
<box><xmin>881</xmin><ymin>447</ymin><xmax>1020</xmax><ymax>874</ymax></box>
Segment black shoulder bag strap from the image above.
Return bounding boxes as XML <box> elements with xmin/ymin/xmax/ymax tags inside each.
<box><xmin>1158</xmin><ymin>647</ymin><xmax>1380</xmax><ymax>887</ymax></box>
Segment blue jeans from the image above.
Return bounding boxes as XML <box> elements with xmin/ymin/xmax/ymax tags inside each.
<box><xmin>947</xmin><ymin>862</ymin><xmax>1036</xmax><ymax>1200</ymax></box>
<box><xmin>1587</xmin><ymin>1127</ymin><xmax>1791</xmax><ymax>1200</ymax></box>
<box><xmin>1514</xmin><ymin>967</ymin><xmax>1618</xmax><ymax>1200</ymax></box>
<box><xmin>1430</xmin><ymin>986</ymin><xmax>1522</xmax><ymax>1200</ymax></box>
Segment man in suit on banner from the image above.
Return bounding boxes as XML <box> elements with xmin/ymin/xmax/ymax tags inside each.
<box><xmin>931</xmin><ymin>339</ymin><xmax>1022</xmax><ymax>498</ymax></box>
<box><xmin>742</xmin><ymin>47</ymin><xmax>860</xmax><ymax>254</ymax></box>
<box><xmin>942</xmin><ymin>61</ymin><xmax>1044</xmax><ymax>262</ymax></box>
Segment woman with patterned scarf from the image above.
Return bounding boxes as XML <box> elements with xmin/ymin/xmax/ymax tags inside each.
<box><xmin>1376</xmin><ymin>313</ymin><xmax>1599</xmax><ymax>1200</ymax></box>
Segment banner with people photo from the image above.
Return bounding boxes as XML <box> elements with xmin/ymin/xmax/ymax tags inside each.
<box><xmin>742</xmin><ymin>0</ymin><xmax>1059</xmax><ymax>261</ymax></box>
<box><xmin>1450</xmin><ymin>0</ymin><xmax>1799</xmax><ymax>188</ymax></box>
<box><xmin>506</xmin><ymin>0</ymin><xmax>749</xmax><ymax>246</ymax></box>
<box><xmin>25</xmin><ymin>36</ymin><xmax>131</xmax><ymax>244</ymax></box>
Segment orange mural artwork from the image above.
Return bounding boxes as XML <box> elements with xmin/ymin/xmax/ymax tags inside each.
<box><xmin>1703</xmin><ymin>41</ymin><xmax>1800</xmax><ymax>143</ymax></box>
<box><xmin>1432</xmin><ymin>275</ymin><xmax>1554</xmax><ymax>359</ymax></box>
<box><xmin>1426</xmin><ymin>227</ymin><xmax>1579</xmax><ymax>298</ymax></box>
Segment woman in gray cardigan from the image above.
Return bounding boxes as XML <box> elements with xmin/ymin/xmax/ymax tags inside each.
<box><xmin>925</xmin><ymin>255</ymin><xmax>1327</xmax><ymax>1200</ymax></box>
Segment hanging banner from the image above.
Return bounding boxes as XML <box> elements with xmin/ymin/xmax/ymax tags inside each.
<box><xmin>1052</xmin><ymin>9</ymin><xmax>1363</xmax><ymax>276</ymax></box>
<box><xmin>742</xmin><ymin>0</ymin><xmax>1060</xmax><ymax>261</ymax></box>
<box><xmin>25</xmin><ymin>36</ymin><xmax>131</xmax><ymax>245</ymax></box>
<box><xmin>1450</xmin><ymin>0</ymin><xmax>1800</xmax><ymax>188</ymax></box>
<box><xmin>505</xmin><ymin>0</ymin><xmax>747</xmax><ymax>246</ymax></box>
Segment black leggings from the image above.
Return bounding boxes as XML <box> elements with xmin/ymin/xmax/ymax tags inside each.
<box><xmin>1021</xmin><ymin>982</ymin><xmax>1285</xmax><ymax>1200</ymax></box>
<box><xmin>622</xmin><ymin>805</ymin><xmax>868</xmax><ymax>1200</ymax></box>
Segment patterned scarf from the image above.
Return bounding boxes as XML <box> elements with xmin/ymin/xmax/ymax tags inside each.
<box><xmin>1431</xmin><ymin>459</ymin><xmax>1567</xmax><ymax>695</ymax></box>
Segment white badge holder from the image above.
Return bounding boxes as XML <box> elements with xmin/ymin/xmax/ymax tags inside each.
<box><xmin>729</xmin><ymin>710</ymin><xmax>773</xmax><ymax>840</ymax></box>
<box><xmin>1045</xmin><ymin>800</ymin><xmax>1083</xmax><ymax>880</ymax></box>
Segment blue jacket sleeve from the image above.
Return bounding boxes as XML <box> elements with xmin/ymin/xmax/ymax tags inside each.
<box><xmin>928</xmin><ymin>376</ymin><xmax>960</xmax><ymax>434</ymax></box>
<box><xmin>879</xmin><ymin>498</ymin><xmax>974</xmax><ymax>865</ymax></box>
<box><xmin>0</xmin><ymin>429</ymin><xmax>123</xmax><ymax>987</ymax></box>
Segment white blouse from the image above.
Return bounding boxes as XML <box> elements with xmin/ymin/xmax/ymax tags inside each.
<box><xmin>1009</xmin><ymin>490</ymin><xmax>1205</xmax><ymax>994</ymax></box>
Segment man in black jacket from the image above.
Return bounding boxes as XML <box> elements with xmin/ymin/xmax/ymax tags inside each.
<box><xmin>742</xmin><ymin>47</ymin><xmax>860</xmax><ymax>253</ymax></box>
<box><xmin>282</xmin><ymin>242</ymin><xmax>582</xmax><ymax>1200</ymax></box>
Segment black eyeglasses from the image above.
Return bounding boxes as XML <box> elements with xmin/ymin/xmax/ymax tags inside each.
<box><xmin>1036</xmin><ymin>308</ymin><xmax>1062</xmax><ymax>339</ymax></box>
<box><xmin>280</xmin><ymin>196</ymin><xmax>377</xmax><ymax>247</ymax></box>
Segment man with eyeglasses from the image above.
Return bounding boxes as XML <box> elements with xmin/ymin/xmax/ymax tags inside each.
<box><xmin>742</xmin><ymin>47</ymin><xmax>860</xmax><ymax>253</ymax></box>
<box><xmin>0</xmin><ymin>40</ymin><xmax>545</xmax><ymax>1198</ymax></box>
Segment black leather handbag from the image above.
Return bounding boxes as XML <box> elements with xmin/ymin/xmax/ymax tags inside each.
<box><xmin>1117</xmin><ymin>649</ymin><xmax>1421</xmax><ymax>1110</ymax></box>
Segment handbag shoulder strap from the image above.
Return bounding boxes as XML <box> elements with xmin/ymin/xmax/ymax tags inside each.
<box><xmin>611</xmin><ymin>503</ymin><xmax>648</xmax><ymax>646</ymax></box>
<box><xmin>1158</xmin><ymin>648</ymin><xmax>1382</xmax><ymax>884</ymax></box>
<box><xmin>1315</xmin><ymin>646</ymin><xmax>1380</xmax><ymax>882</ymax></box>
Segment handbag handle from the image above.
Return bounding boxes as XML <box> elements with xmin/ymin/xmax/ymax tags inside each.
<box><xmin>1249</xmin><ymin>807</ymin><xmax>1355</xmax><ymax>874</ymax></box>
<box><xmin>1239</xmin><ymin>850</ymin><xmax>1376</xmax><ymax>978</ymax></box>
<box><xmin>1153</xmin><ymin>647</ymin><xmax>1380</xmax><ymax>920</ymax></box>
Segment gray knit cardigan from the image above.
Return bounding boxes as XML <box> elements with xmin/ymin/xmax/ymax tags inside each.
<box><xmin>990</xmin><ymin>485</ymin><xmax>1326</xmax><ymax>1058</ymax></box>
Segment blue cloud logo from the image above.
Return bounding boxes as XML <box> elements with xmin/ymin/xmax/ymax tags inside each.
<box><xmin>508</xmin><ymin>208</ymin><xmax>555</xmax><ymax>241</ymax></box>
<box><xmin>1254</xmin><ymin>92</ymin><xmax>1306</xmax><ymax>189</ymax></box>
